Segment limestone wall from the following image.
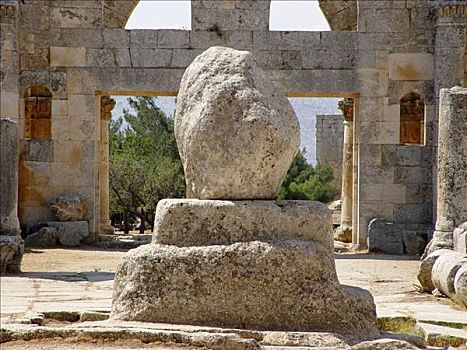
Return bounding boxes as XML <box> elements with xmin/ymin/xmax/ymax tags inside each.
<box><xmin>0</xmin><ymin>0</ymin><xmax>465</xmax><ymax>248</ymax></box>
<box><xmin>316</xmin><ymin>114</ymin><xmax>344</xmax><ymax>194</ymax></box>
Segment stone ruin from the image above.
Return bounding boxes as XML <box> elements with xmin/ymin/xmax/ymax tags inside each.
<box><xmin>0</xmin><ymin>119</ymin><xmax>24</xmax><ymax>273</ymax></box>
<box><xmin>417</xmin><ymin>87</ymin><xmax>467</xmax><ymax>306</ymax></box>
<box><xmin>111</xmin><ymin>47</ymin><xmax>378</xmax><ymax>341</ymax></box>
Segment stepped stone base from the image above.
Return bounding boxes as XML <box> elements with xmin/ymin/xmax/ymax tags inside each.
<box><xmin>111</xmin><ymin>199</ymin><xmax>378</xmax><ymax>341</ymax></box>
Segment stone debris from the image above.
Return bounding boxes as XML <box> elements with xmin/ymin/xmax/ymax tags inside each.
<box><xmin>368</xmin><ymin>219</ymin><xmax>427</xmax><ymax>255</ymax></box>
<box><xmin>0</xmin><ymin>235</ymin><xmax>23</xmax><ymax>274</ymax></box>
<box><xmin>24</xmin><ymin>227</ymin><xmax>59</xmax><ymax>248</ymax></box>
<box><xmin>431</xmin><ymin>251</ymin><xmax>467</xmax><ymax>298</ymax></box>
<box><xmin>453</xmin><ymin>222</ymin><xmax>467</xmax><ymax>254</ymax></box>
<box><xmin>417</xmin><ymin>249</ymin><xmax>453</xmax><ymax>292</ymax></box>
<box><xmin>175</xmin><ymin>46</ymin><xmax>300</xmax><ymax>200</ymax></box>
<box><xmin>418</xmin><ymin>247</ymin><xmax>467</xmax><ymax>306</ymax></box>
<box><xmin>48</xmin><ymin>194</ymin><xmax>87</xmax><ymax>222</ymax></box>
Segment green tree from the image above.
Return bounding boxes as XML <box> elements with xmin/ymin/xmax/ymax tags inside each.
<box><xmin>109</xmin><ymin>96</ymin><xmax>185</xmax><ymax>233</ymax></box>
<box><xmin>279</xmin><ymin>149</ymin><xmax>338</xmax><ymax>203</ymax></box>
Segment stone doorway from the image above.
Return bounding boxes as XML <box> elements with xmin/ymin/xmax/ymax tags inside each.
<box><xmin>97</xmin><ymin>92</ymin><xmax>178</xmax><ymax>237</ymax></box>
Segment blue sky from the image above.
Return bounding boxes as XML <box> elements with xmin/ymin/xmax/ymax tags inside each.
<box><xmin>125</xmin><ymin>0</ymin><xmax>330</xmax><ymax>31</ymax></box>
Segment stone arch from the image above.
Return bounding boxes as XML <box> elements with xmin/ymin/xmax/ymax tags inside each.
<box><xmin>103</xmin><ymin>0</ymin><xmax>139</xmax><ymax>29</ymax></box>
<box><xmin>23</xmin><ymin>85</ymin><xmax>52</xmax><ymax>140</ymax></box>
<box><xmin>318</xmin><ymin>0</ymin><xmax>357</xmax><ymax>31</ymax></box>
<box><xmin>400</xmin><ymin>92</ymin><xmax>425</xmax><ymax>145</ymax></box>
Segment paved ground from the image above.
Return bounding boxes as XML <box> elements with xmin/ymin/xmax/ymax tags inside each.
<box><xmin>1</xmin><ymin>247</ymin><xmax>466</xmax><ymax>328</ymax></box>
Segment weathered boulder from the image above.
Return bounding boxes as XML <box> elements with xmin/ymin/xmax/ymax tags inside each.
<box><xmin>111</xmin><ymin>240</ymin><xmax>377</xmax><ymax>340</ymax></box>
<box><xmin>175</xmin><ymin>46</ymin><xmax>300</xmax><ymax>200</ymax></box>
<box><xmin>349</xmin><ymin>339</ymin><xmax>420</xmax><ymax>350</ymax></box>
<box><xmin>24</xmin><ymin>227</ymin><xmax>59</xmax><ymax>248</ymax></box>
<box><xmin>0</xmin><ymin>235</ymin><xmax>24</xmax><ymax>274</ymax></box>
<box><xmin>368</xmin><ymin>219</ymin><xmax>404</xmax><ymax>254</ymax></box>
<box><xmin>454</xmin><ymin>264</ymin><xmax>467</xmax><ymax>306</ymax></box>
<box><xmin>431</xmin><ymin>250</ymin><xmax>467</xmax><ymax>297</ymax></box>
<box><xmin>47</xmin><ymin>221</ymin><xmax>89</xmax><ymax>247</ymax></box>
<box><xmin>153</xmin><ymin>199</ymin><xmax>333</xmax><ymax>251</ymax></box>
<box><xmin>49</xmin><ymin>194</ymin><xmax>87</xmax><ymax>222</ymax></box>
<box><xmin>368</xmin><ymin>219</ymin><xmax>427</xmax><ymax>255</ymax></box>
<box><xmin>417</xmin><ymin>249</ymin><xmax>453</xmax><ymax>292</ymax></box>
<box><xmin>334</xmin><ymin>223</ymin><xmax>352</xmax><ymax>243</ymax></box>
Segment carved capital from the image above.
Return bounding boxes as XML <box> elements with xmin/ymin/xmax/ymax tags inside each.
<box><xmin>0</xmin><ymin>2</ymin><xmax>18</xmax><ymax>23</ymax></box>
<box><xmin>436</xmin><ymin>2</ymin><xmax>467</xmax><ymax>25</ymax></box>
<box><xmin>338</xmin><ymin>98</ymin><xmax>354</xmax><ymax>122</ymax></box>
<box><xmin>101</xmin><ymin>96</ymin><xmax>116</xmax><ymax>121</ymax></box>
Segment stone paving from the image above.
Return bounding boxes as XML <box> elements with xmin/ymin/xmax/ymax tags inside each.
<box><xmin>1</xmin><ymin>248</ymin><xmax>466</xmax><ymax>345</ymax></box>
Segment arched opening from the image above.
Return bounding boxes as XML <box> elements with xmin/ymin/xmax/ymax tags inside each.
<box><xmin>24</xmin><ymin>85</ymin><xmax>52</xmax><ymax>140</ymax></box>
<box><xmin>399</xmin><ymin>92</ymin><xmax>425</xmax><ymax>145</ymax></box>
<box><xmin>269</xmin><ymin>0</ymin><xmax>330</xmax><ymax>31</ymax></box>
<box><xmin>124</xmin><ymin>0</ymin><xmax>191</xmax><ymax>30</ymax></box>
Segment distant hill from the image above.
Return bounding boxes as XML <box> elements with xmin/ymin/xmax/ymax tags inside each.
<box><xmin>112</xmin><ymin>96</ymin><xmax>342</xmax><ymax>165</ymax></box>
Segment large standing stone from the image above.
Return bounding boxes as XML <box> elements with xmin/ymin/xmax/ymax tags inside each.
<box><xmin>175</xmin><ymin>46</ymin><xmax>300</xmax><ymax>200</ymax></box>
<box><xmin>0</xmin><ymin>119</ymin><xmax>23</xmax><ymax>274</ymax></box>
<box><xmin>48</xmin><ymin>194</ymin><xmax>87</xmax><ymax>222</ymax></box>
<box><xmin>111</xmin><ymin>48</ymin><xmax>378</xmax><ymax>342</ymax></box>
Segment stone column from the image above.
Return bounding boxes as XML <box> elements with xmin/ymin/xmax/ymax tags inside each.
<box><xmin>0</xmin><ymin>119</ymin><xmax>24</xmax><ymax>273</ymax></box>
<box><xmin>429</xmin><ymin>87</ymin><xmax>467</xmax><ymax>255</ymax></box>
<box><xmin>426</xmin><ymin>3</ymin><xmax>467</xmax><ymax>256</ymax></box>
<box><xmin>334</xmin><ymin>98</ymin><xmax>354</xmax><ymax>243</ymax></box>
<box><xmin>99</xmin><ymin>96</ymin><xmax>116</xmax><ymax>235</ymax></box>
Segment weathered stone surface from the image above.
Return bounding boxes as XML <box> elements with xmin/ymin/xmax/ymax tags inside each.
<box><xmin>350</xmin><ymin>338</ymin><xmax>420</xmax><ymax>350</ymax></box>
<box><xmin>453</xmin><ymin>222</ymin><xmax>467</xmax><ymax>254</ymax></box>
<box><xmin>111</xmin><ymin>241</ymin><xmax>377</xmax><ymax>339</ymax></box>
<box><xmin>417</xmin><ymin>249</ymin><xmax>452</xmax><ymax>292</ymax></box>
<box><xmin>369</xmin><ymin>219</ymin><xmax>403</xmax><ymax>254</ymax></box>
<box><xmin>47</xmin><ymin>221</ymin><xmax>89</xmax><ymax>247</ymax></box>
<box><xmin>368</xmin><ymin>219</ymin><xmax>427</xmax><ymax>255</ymax></box>
<box><xmin>434</xmin><ymin>87</ymin><xmax>467</xmax><ymax>245</ymax></box>
<box><xmin>48</xmin><ymin>194</ymin><xmax>87</xmax><ymax>222</ymax></box>
<box><xmin>454</xmin><ymin>264</ymin><xmax>467</xmax><ymax>307</ymax></box>
<box><xmin>431</xmin><ymin>251</ymin><xmax>467</xmax><ymax>297</ymax></box>
<box><xmin>334</xmin><ymin>223</ymin><xmax>352</xmax><ymax>243</ymax></box>
<box><xmin>153</xmin><ymin>199</ymin><xmax>333</xmax><ymax>251</ymax></box>
<box><xmin>24</xmin><ymin>227</ymin><xmax>59</xmax><ymax>248</ymax></box>
<box><xmin>175</xmin><ymin>46</ymin><xmax>300</xmax><ymax>200</ymax></box>
<box><xmin>0</xmin><ymin>119</ymin><xmax>20</xmax><ymax>236</ymax></box>
<box><xmin>0</xmin><ymin>235</ymin><xmax>23</xmax><ymax>274</ymax></box>
<box><xmin>423</xmin><ymin>230</ymin><xmax>454</xmax><ymax>258</ymax></box>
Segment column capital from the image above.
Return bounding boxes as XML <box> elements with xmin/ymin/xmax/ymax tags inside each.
<box><xmin>101</xmin><ymin>96</ymin><xmax>116</xmax><ymax>121</ymax></box>
<box><xmin>436</xmin><ymin>2</ymin><xmax>467</xmax><ymax>25</ymax></box>
<box><xmin>0</xmin><ymin>2</ymin><xmax>18</xmax><ymax>24</ymax></box>
<box><xmin>338</xmin><ymin>98</ymin><xmax>354</xmax><ymax>122</ymax></box>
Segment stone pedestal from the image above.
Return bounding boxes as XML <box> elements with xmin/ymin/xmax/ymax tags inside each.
<box><xmin>111</xmin><ymin>199</ymin><xmax>378</xmax><ymax>340</ymax></box>
<box><xmin>0</xmin><ymin>119</ymin><xmax>23</xmax><ymax>273</ymax></box>
<box><xmin>99</xmin><ymin>96</ymin><xmax>116</xmax><ymax>235</ymax></box>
